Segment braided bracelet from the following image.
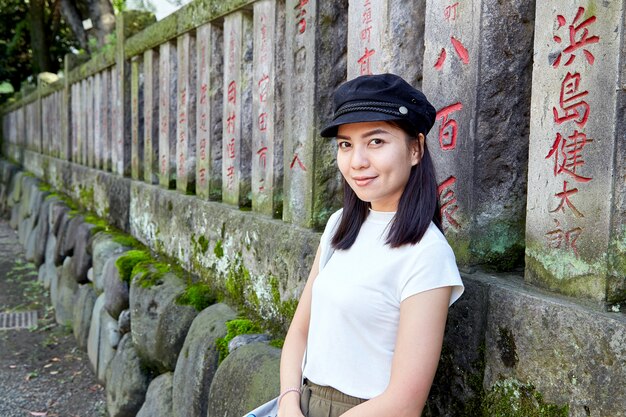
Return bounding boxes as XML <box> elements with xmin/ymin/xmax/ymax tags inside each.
<box><xmin>278</xmin><ymin>387</ymin><xmax>302</xmax><ymax>405</ymax></box>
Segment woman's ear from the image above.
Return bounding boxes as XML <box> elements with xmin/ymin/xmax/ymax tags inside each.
<box><xmin>411</xmin><ymin>133</ymin><xmax>425</xmax><ymax>166</ymax></box>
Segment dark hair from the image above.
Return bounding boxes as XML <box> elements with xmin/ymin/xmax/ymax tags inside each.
<box><xmin>331</xmin><ymin>120</ymin><xmax>442</xmax><ymax>249</ymax></box>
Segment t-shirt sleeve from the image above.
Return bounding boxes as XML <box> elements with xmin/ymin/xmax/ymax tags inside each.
<box><xmin>399</xmin><ymin>240</ymin><xmax>464</xmax><ymax>306</ymax></box>
<box><xmin>318</xmin><ymin>209</ymin><xmax>343</xmax><ymax>271</ymax></box>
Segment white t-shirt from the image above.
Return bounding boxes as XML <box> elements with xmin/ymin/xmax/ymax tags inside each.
<box><xmin>303</xmin><ymin>209</ymin><xmax>464</xmax><ymax>399</ymax></box>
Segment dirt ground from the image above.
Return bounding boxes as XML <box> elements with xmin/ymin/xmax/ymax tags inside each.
<box><xmin>0</xmin><ymin>218</ymin><xmax>107</xmax><ymax>417</ymax></box>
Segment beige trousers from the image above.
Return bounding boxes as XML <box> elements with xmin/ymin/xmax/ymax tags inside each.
<box><xmin>300</xmin><ymin>380</ymin><xmax>367</xmax><ymax>417</ymax></box>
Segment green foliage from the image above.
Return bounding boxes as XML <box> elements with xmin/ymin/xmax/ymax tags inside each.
<box><xmin>133</xmin><ymin>261</ymin><xmax>171</xmax><ymax>288</ymax></box>
<box><xmin>176</xmin><ymin>282</ymin><xmax>217</xmax><ymax>311</ymax></box>
<box><xmin>215</xmin><ymin>319</ymin><xmax>263</xmax><ymax>364</ymax></box>
<box><xmin>214</xmin><ymin>240</ymin><xmax>224</xmax><ymax>258</ymax></box>
<box><xmin>115</xmin><ymin>250</ymin><xmax>151</xmax><ymax>284</ymax></box>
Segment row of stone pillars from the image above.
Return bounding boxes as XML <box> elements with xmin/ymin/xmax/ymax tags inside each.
<box><xmin>2</xmin><ymin>0</ymin><xmax>625</xmax><ymax>306</ymax></box>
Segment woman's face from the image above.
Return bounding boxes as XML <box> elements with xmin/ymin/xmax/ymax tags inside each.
<box><xmin>336</xmin><ymin>121</ymin><xmax>421</xmax><ymax>212</ymax></box>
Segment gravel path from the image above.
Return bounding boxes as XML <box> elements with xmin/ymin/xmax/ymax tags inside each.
<box><xmin>0</xmin><ymin>218</ymin><xmax>106</xmax><ymax>417</ymax></box>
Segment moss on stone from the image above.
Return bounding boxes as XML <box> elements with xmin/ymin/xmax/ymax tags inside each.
<box><xmin>134</xmin><ymin>261</ymin><xmax>171</xmax><ymax>288</ymax></box>
<box><xmin>198</xmin><ymin>235</ymin><xmax>209</xmax><ymax>253</ymax></box>
<box><xmin>115</xmin><ymin>250</ymin><xmax>152</xmax><ymax>284</ymax></box>
<box><xmin>214</xmin><ymin>240</ymin><xmax>224</xmax><ymax>258</ymax></box>
<box><xmin>111</xmin><ymin>233</ymin><xmax>142</xmax><ymax>248</ymax></box>
<box><xmin>269</xmin><ymin>338</ymin><xmax>284</xmax><ymax>349</ymax></box>
<box><xmin>482</xmin><ymin>378</ymin><xmax>569</xmax><ymax>417</ymax></box>
<box><xmin>215</xmin><ymin>318</ymin><xmax>263</xmax><ymax>364</ymax></box>
<box><xmin>175</xmin><ymin>281</ymin><xmax>217</xmax><ymax>311</ymax></box>
<box><xmin>78</xmin><ymin>185</ymin><xmax>94</xmax><ymax>208</ymax></box>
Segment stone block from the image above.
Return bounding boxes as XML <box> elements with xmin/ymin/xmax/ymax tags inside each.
<box><xmin>283</xmin><ymin>0</ymin><xmax>347</xmax><ymax>228</ymax></box>
<box><xmin>118</xmin><ymin>309</ymin><xmax>131</xmax><ymax>335</ymax></box>
<box><xmin>31</xmin><ymin>197</ymin><xmax>51</xmax><ymax>266</ymax></box>
<box><xmin>221</xmin><ymin>11</ymin><xmax>253</xmax><ymax>206</ymax></box>
<box><xmin>87</xmin><ymin>293</ymin><xmax>105</xmax><ymax>373</ymax></box>
<box><xmin>98</xmin><ymin>253</ymin><xmax>126</xmax><ymax>294</ymax></box>
<box><xmin>176</xmin><ymin>32</ymin><xmax>196</xmax><ymax>194</ymax></box>
<box><xmin>54</xmin><ymin>256</ymin><xmax>78</xmax><ymax>326</ymax></box>
<box><xmin>483</xmin><ymin>277</ymin><xmax>626</xmax><ymax>417</ymax></box>
<box><xmin>73</xmin><ymin>283</ymin><xmax>97</xmax><ymax>350</ymax></box>
<box><xmin>251</xmin><ymin>1</ymin><xmax>284</xmax><ymax>216</ymax></box>
<box><xmin>207</xmin><ymin>342</ymin><xmax>280</xmax><ymax>417</ymax></box>
<box><xmin>103</xmin><ymin>257</ymin><xmax>129</xmax><ymax>320</ymax></box>
<box><xmin>158</xmin><ymin>40</ymin><xmax>178</xmax><ymax>189</ymax></box>
<box><xmin>136</xmin><ymin>372</ymin><xmax>174</xmax><ymax>417</ymax></box>
<box><xmin>422</xmin><ymin>0</ymin><xmax>534</xmax><ymax>269</ymax></box>
<box><xmin>71</xmin><ymin>221</ymin><xmax>95</xmax><ymax>283</ymax></box>
<box><xmin>99</xmin><ymin>308</ymin><xmax>120</xmax><ymax>382</ymax></box>
<box><xmin>347</xmin><ymin>0</ymin><xmax>425</xmax><ymax>85</ymax></box>
<box><xmin>172</xmin><ymin>303</ymin><xmax>236</xmax><ymax>417</ymax></box>
<box><xmin>130</xmin><ymin>270</ymin><xmax>199</xmax><ymax>372</ymax></box>
<box><xmin>525</xmin><ymin>1</ymin><xmax>626</xmax><ymax>304</ymax></box>
<box><xmin>42</xmin><ymin>234</ymin><xmax>58</xmax><ymax>289</ymax></box>
<box><xmin>195</xmin><ymin>23</ymin><xmax>223</xmax><ymax>200</ymax></box>
<box><xmin>105</xmin><ymin>333</ymin><xmax>151</xmax><ymax>417</ymax></box>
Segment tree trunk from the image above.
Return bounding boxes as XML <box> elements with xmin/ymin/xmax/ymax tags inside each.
<box><xmin>59</xmin><ymin>0</ymin><xmax>89</xmax><ymax>52</ymax></box>
<box><xmin>87</xmin><ymin>0</ymin><xmax>115</xmax><ymax>48</ymax></box>
<box><xmin>29</xmin><ymin>0</ymin><xmax>52</xmax><ymax>73</ymax></box>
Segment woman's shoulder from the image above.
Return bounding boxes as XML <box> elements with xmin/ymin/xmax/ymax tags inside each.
<box><xmin>323</xmin><ymin>208</ymin><xmax>344</xmax><ymax>233</ymax></box>
<box><xmin>413</xmin><ymin>222</ymin><xmax>456</xmax><ymax>257</ymax></box>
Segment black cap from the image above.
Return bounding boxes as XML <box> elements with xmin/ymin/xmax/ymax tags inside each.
<box><xmin>320</xmin><ymin>73</ymin><xmax>436</xmax><ymax>138</ymax></box>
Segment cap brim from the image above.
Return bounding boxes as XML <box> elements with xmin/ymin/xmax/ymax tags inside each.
<box><xmin>320</xmin><ymin>111</ymin><xmax>407</xmax><ymax>138</ymax></box>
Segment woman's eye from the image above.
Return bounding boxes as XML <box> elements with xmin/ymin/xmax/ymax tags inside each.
<box><xmin>337</xmin><ymin>141</ymin><xmax>351</xmax><ymax>149</ymax></box>
<box><xmin>370</xmin><ymin>138</ymin><xmax>384</xmax><ymax>145</ymax></box>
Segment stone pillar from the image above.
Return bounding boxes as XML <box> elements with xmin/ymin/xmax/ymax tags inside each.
<box><xmin>176</xmin><ymin>32</ymin><xmax>197</xmax><ymax>194</ymax></box>
<box><xmin>41</xmin><ymin>95</ymin><xmax>50</xmax><ymax>156</ymax></box>
<box><xmin>195</xmin><ymin>23</ymin><xmax>223</xmax><ymax>200</ymax></box>
<box><xmin>347</xmin><ymin>0</ymin><xmax>425</xmax><ymax>86</ymax></box>
<box><xmin>81</xmin><ymin>79</ymin><xmax>88</xmax><ymax>165</ymax></box>
<box><xmin>114</xmin><ymin>14</ymin><xmax>131</xmax><ymax>177</ymax></box>
<box><xmin>158</xmin><ymin>41</ymin><xmax>177</xmax><ymax>189</ymax></box>
<box><xmin>283</xmin><ymin>0</ymin><xmax>347</xmax><ymax>228</ymax></box>
<box><xmin>143</xmin><ymin>48</ymin><xmax>159</xmax><ymax>184</ymax></box>
<box><xmin>422</xmin><ymin>0</ymin><xmax>534</xmax><ymax>269</ymax></box>
<box><xmin>111</xmin><ymin>65</ymin><xmax>120</xmax><ymax>173</ymax></box>
<box><xmin>94</xmin><ymin>72</ymin><xmax>102</xmax><ymax>170</ymax></box>
<box><xmin>102</xmin><ymin>70</ymin><xmax>111</xmax><ymax>172</ymax></box>
<box><xmin>251</xmin><ymin>0</ymin><xmax>285</xmax><ymax>217</ymax></box>
<box><xmin>72</xmin><ymin>83</ymin><xmax>80</xmax><ymax>163</ymax></box>
<box><xmin>131</xmin><ymin>56</ymin><xmax>144</xmax><ymax>180</ymax></box>
<box><xmin>222</xmin><ymin>11</ymin><xmax>253</xmax><ymax>206</ymax></box>
<box><xmin>87</xmin><ymin>77</ymin><xmax>95</xmax><ymax>167</ymax></box>
<box><xmin>526</xmin><ymin>1</ymin><xmax>626</xmax><ymax>305</ymax></box>
<box><xmin>61</xmin><ymin>55</ymin><xmax>71</xmax><ymax>161</ymax></box>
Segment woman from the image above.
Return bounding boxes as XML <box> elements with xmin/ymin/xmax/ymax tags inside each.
<box><xmin>277</xmin><ymin>73</ymin><xmax>464</xmax><ymax>417</ymax></box>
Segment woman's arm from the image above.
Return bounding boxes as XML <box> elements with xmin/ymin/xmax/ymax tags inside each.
<box><xmin>277</xmin><ymin>245</ymin><xmax>322</xmax><ymax>417</ymax></box>
<box><xmin>340</xmin><ymin>286</ymin><xmax>452</xmax><ymax>417</ymax></box>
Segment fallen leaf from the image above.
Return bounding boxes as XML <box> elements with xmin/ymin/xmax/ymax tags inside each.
<box><xmin>43</xmin><ymin>363</ymin><xmax>53</xmax><ymax>369</ymax></box>
<box><xmin>9</xmin><ymin>365</ymin><xmax>16</xmax><ymax>369</ymax></box>
<box><xmin>28</xmin><ymin>412</ymin><xmax>47</xmax><ymax>416</ymax></box>
<box><xmin>49</xmin><ymin>371</ymin><xmax>59</xmax><ymax>375</ymax></box>
<box><xmin>51</xmin><ymin>357</ymin><xmax>60</xmax><ymax>362</ymax></box>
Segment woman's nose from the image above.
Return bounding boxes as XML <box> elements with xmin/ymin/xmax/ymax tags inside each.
<box><xmin>350</xmin><ymin>146</ymin><xmax>369</xmax><ymax>169</ymax></box>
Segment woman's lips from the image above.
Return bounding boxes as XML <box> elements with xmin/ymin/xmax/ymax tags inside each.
<box><xmin>352</xmin><ymin>176</ymin><xmax>377</xmax><ymax>187</ymax></box>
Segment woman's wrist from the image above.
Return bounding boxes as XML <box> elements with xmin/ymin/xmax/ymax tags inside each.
<box><xmin>278</xmin><ymin>387</ymin><xmax>302</xmax><ymax>406</ymax></box>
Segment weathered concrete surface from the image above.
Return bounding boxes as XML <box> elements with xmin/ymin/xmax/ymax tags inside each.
<box><xmin>73</xmin><ymin>283</ymin><xmax>97</xmax><ymax>350</ymax></box>
<box><xmin>172</xmin><ymin>303</ymin><xmax>236</xmax><ymax>417</ymax></box>
<box><xmin>87</xmin><ymin>293</ymin><xmax>106</xmax><ymax>374</ymax></box>
<box><xmin>103</xmin><ymin>255</ymin><xmax>130</xmax><ymax>319</ymax></box>
<box><xmin>106</xmin><ymin>333</ymin><xmax>151</xmax><ymax>417</ymax></box>
<box><xmin>91</xmin><ymin>234</ymin><xmax>129</xmax><ymax>290</ymax></box>
<box><xmin>129</xmin><ymin>270</ymin><xmax>198</xmax><ymax>372</ymax></box>
<box><xmin>136</xmin><ymin>372</ymin><xmax>174</xmax><ymax>417</ymax></box>
<box><xmin>54</xmin><ymin>256</ymin><xmax>78</xmax><ymax>325</ymax></box>
<box><xmin>99</xmin><ymin>308</ymin><xmax>120</xmax><ymax>382</ymax></box>
<box><xmin>207</xmin><ymin>342</ymin><xmax>280</xmax><ymax>417</ymax></box>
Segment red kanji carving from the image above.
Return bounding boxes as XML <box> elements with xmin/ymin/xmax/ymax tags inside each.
<box><xmin>436</xmin><ymin>102</ymin><xmax>463</xmax><ymax>150</ymax></box>
<box><xmin>358</xmin><ymin>47</ymin><xmax>376</xmax><ymax>75</ymax></box>
<box><xmin>199</xmin><ymin>138</ymin><xmax>207</xmax><ymax>160</ymax></box>
<box><xmin>227</xmin><ymin>137</ymin><xmax>236</xmax><ymax>159</ymax></box>
<box><xmin>258</xmin><ymin>112</ymin><xmax>268</xmax><ymax>132</ymax></box>
<box><xmin>290</xmin><ymin>153</ymin><xmax>307</xmax><ymax>171</ymax></box>
<box><xmin>198</xmin><ymin>167</ymin><xmax>207</xmax><ymax>184</ymax></box>
<box><xmin>444</xmin><ymin>2</ymin><xmax>459</xmax><ymax>21</ymax></box>
<box><xmin>295</xmin><ymin>0</ymin><xmax>308</xmax><ymax>34</ymax></box>
<box><xmin>553</xmin><ymin>72</ymin><xmax>589</xmax><ymax>127</ymax></box>
<box><xmin>180</xmin><ymin>88</ymin><xmax>187</xmax><ymax>107</ymax></box>
<box><xmin>437</xmin><ymin>176</ymin><xmax>460</xmax><ymax>231</ymax></box>
<box><xmin>434</xmin><ymin>37</ymin><xmax>469</xmax><ymax>70</ymax></box>
<box><xmin>546</xmin><ymin>219</ymin><xmax>582</xmax><ymax>257</ymax></box>
<box><xmin>550</xmin><ymin>180</ymin><xmax>583</xmax><ymax>217</ymax></box>
<box><xmin>227</xmin><ymin>81</ymin><xmax>237</xmax><ymax>104</ymax></box>
<box><xmin>362</xmin><ymin>7</ymin><xmax>372</xmax><ymax>25</ymax></box>
<box><xmin>361</xmin><ymin>25</ymin><xmax>372</xmax><ymax>43</ymax></box>
<box><xmin>199</xmin><ymin>113</ymin><xmax>208</xmax><ymax>132</ymax></box>
<box><xmin>200</xmin><ymin>83</ymin><xmax>208</xmax><ymax>105</ymax></box>
<box><xmin>258</xmin><ymin>74</ymin><xmax>270</xmax><ymax>103</ymax></box>
<box><xmin>552</xmin><ymin>7</ymin><xmax>599</xmax><ymax>67</ymax></box>
<box><xmin>545</xmin><ymin>130</ymin><xmax>593</xmax><ymax>182</ymax></box>
<box><xmin>226</xmin><ymin>165</ymin><xmax>235</xmax><ymax>189</ymax></box>
<box><xmin>257</xmin><ymin>147</ymin><xmax>268</xmax><ymax>168</ymax></box>
<box><xmin>226</xmin><ymin>112</ymin><xmax>236</xmax><ymax>134</ymax></box>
